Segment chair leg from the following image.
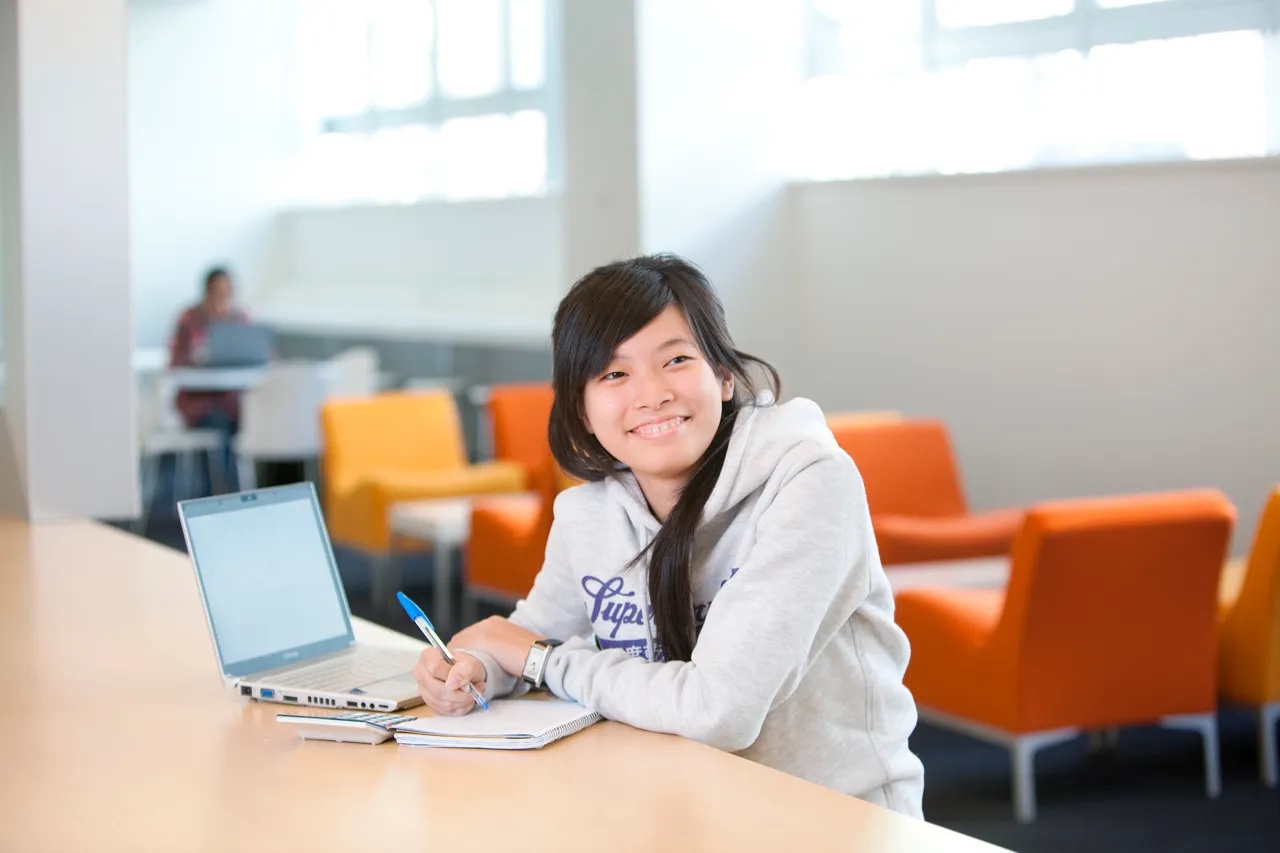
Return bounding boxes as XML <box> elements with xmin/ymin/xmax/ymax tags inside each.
<box><xmin>136</xmin><ymin>453</ymin><xmax>161</xmax><ymax>533</ymax></box>
<box><xmin>1261</xmin><ymin>703</ymin><xmax>1279</xmax><ymax>788</ymax></box>
<box><xmin>371</xmin><ymin>551</ymin><xmax>402</xmax><ymax>613</ymax></box>
<box><xmin>1162</xmin><ymin>713</ymin><xmax>1221</xmax><ymax>799</ymax></box>
<box><xmin>1011</xmin><ymin>738</ymin><xmax>1038</xmax><ymax>824</ymax></box>
<box><xmin>1008</xmin><ymin>729</ymin><xmax>1078</xmax><ymax>823</ymax></box>
<box><xmin>434</xmin><ymin>539</ymin><xmax>454</xmax><ymax>639</ymax></box>
<box><xmin>175</xmin><ymin>452</ymin><xmax>196</xmax><ymax>502</ymax></box>
<box><xmin>1089</xmin><ymin>727</ymin><xmax>1120</xmax><ymax>754</ymax></box>
<box><xmin>206</xmin><ymin>448</ymin><xmax>224</xmax><ymax>495</ymax></box>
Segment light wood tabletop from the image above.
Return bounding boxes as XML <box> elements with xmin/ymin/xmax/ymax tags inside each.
<box><xmin>0</xmin><ymin>517</ymin><xmax>1007</xmax><ymax>853</ymax></box>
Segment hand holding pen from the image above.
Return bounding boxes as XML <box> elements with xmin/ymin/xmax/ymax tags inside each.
<box><xmin>398</xmin><ymin>591</ymin><xmax>490</xmax><ymax>712</ymax></box>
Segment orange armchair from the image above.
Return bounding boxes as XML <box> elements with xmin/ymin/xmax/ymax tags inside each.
<box><xmin>320</xmin><ymin>390</ymin><xmax>525</xmax><ymax>554</ymax></box>
<box><xmin>1218</xmin><ymin>485</ymin><xmax>1280</xmax><ymax>787</ymax></box>
<box><xmin>829</xmin><ymin>418</ymin><xmax>1022</xmax><ymax>565</ymax></box>
<box><xmin>464</xmin><ymin>384</ymin><xmax>573</xmax><ymax>624</ymax></box>
<box><xmin>896</xmin><ymin>489</ymin><xmax>1235</xmax><ymax>822</ymax></box>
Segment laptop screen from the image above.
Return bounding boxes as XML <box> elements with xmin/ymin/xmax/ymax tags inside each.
<box><xmin>179</xmin><ymin>483</ymin><xmax>354</xmax><ymax>678</ymax></box>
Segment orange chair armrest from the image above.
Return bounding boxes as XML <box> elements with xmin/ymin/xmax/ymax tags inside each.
<box><xmin>895</xmin><ymin>587</ymin><xmax>1005</xmax><ymax>653</ymax></box>
<box><xmin>360</xmin><ymin>461</ymin><xmax>526</xmax><ymax>503</ymax></box>
<box><xmin>895</xmin><ymin>587</ymin><xmax>1019</xmax><ymax>729</ymax></box>
<box><xmin>875</xmin><ymin>508</ymin><xmax>1023</xmax><ymax>564</ymax></box>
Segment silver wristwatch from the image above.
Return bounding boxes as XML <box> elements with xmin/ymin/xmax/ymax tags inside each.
<box><xmin>521</xmin><ymin>639</ymin><xmax>563</xmax><ymax>689</ymax></box>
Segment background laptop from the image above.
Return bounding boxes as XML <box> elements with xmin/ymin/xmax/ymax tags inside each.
<box><xmin>178</xmin><ymin>482</ymin><xmax>423</xmax><ymax>712</ymax></box>
<box><xmin>204</xmin><ymin>322</ymin><xmax>273</xmax><ymax>367</ymax></box>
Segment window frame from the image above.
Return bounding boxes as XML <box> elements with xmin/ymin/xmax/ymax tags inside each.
<box><xmin>312</xmin><ymin>0</ymin><xmax>564</xmax><ymax>194</ymax></box>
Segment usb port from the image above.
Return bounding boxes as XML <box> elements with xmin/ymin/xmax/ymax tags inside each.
<box><xmin>260</xmin><ymin>688</ymin><xmax>275</xmax><ymax>699</ymax></box>
<box><xmin>282</xmin><ymin>695</ymin><xmax>297</xmax><ymax>702</ymax></box>
<box><xmin>347</xmin><ymin>701</ymin><xmax>358</xmax><ymax>708</ymax></box>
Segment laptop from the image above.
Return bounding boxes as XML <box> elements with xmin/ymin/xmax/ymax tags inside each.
<box><xmin>178</xmin><ymin>482</ymin><xmax>423</xmax><ymax>712</ymax></box>
<box><xmin>204</xmin><ymin>322</ymin><xmax>273</xmax><ymax>367</ymax></box>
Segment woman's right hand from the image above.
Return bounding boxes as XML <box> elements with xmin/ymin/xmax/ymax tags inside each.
<box><xmin>412</xmin><ymin>648</ymin><xmax>487</xmax><ymax>716</ymax></box>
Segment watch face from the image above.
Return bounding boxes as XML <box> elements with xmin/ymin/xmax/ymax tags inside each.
<box><xmin>523</xmin><ymin>644</ymin><xmax>547</xmax><ymax>684</ymax></box>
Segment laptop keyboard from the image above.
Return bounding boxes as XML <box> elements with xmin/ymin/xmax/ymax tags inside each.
<box><xmin>278</xmin><ymin>648</ymin><xmax>421</xmax><ymax>693</ymax></box>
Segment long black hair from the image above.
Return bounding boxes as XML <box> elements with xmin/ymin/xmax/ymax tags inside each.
<box><xmin>549</xmin><ymin>254</ymin><xmax>780</xmax><ymax>662</ymax></box>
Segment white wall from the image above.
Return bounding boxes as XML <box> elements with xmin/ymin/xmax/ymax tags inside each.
<box><xmin>1</xmin><ymin>0</ymin><xmax>137</xmax><ymax>521</ymax></box>
<box><xmin>129</xmin><ymin>0</ymin><xmax>295</xmax><ymax>347</ymax></box>
<box><xmin>560</xmin><ymin>0</ymin><xmax>640</xmax><ymax>280</ymax></box>
<box><xmin>795</xmin><ymin>159</ymin><xmax>1280</xmax><ymax>553</ymax></box>
<box><xmin>263</xmin><ymin>197</ymin><xmax>564</xmax><ymax>333</ymax></box>
<box><xmin>636</xmin><ymin>0</ymin><xmax>805</xmax><ymax>378</ymax></box>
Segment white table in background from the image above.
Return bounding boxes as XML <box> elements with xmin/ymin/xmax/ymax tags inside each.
<box><xmin>165</xmin><ymin>366</ymin><xmax>268</xmax><ymax>392</ymax></box>
<box><xmin>884</xmin><ymin>556</ymin><xmax>1010</xmax><ymax>595</ymax></box>
<box><xmin>386</xmin><ymin>498</ymin><xmax>474</xmax><ymax>638</ymax></box>
<box><xmin>133</xmin><ymin>349</ymin><xmax>265</xmax><ymax>390</ymax></box>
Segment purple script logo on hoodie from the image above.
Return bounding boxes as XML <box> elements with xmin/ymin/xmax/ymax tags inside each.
<box><xmin>581</xmin><ymin>575</ymin><xmax>648</xmax><ymax>639</ymax></box>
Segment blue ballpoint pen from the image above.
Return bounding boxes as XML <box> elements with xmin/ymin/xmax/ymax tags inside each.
<box><xmin>396</xmin><ymin>591</ymin><xmax>489</xmax><ymax>711</ymax></box>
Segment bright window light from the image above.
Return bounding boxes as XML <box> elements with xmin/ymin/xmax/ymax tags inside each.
<box><xmin>798</xmin><ymin>0</ymin><xmax>1280</xmax><ymax>180</ymax></box>
<box><xmin>936</xmin><ymin>0</ymin><xmax>1075</xmax><ymax>29</ymax></box>
<box><xmin>436</xmin><ymin>0</ymin><xmax>504</xmax><ymax>99</ymax></box>
<box><xmin>293</xmin><ymin>0</ymin><xmax>553</xmax><ymax>205</ymax></box>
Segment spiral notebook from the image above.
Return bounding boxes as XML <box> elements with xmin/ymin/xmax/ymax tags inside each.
<box><xmin>392</xmin><ymin>697</ymin><xmax>601</xmax><ymax>750</ymax></box>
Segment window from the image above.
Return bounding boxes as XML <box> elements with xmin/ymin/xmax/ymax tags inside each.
<box><xmin>292</xmin><ymin>0</ymin><xmax>557</xmax><ymax>205</ymax></box>
<box><xmin>798</xmin><ymin>0</ymin><xmax>1280</xmax><ymax>180</ymax></box>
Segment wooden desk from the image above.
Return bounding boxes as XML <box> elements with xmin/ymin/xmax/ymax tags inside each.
<box><xmin>0</xmin><ymin>517</ymin><xmax>1006</xmax><ymax>852</ymax></box>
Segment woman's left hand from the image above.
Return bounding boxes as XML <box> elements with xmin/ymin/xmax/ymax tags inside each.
<box><xmin>451</xmin><ymin>616</ymin><xmax>543</xmax><ymax>677</ymax></box>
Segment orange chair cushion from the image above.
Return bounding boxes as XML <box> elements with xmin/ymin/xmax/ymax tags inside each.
<box><xmin>873</xmin><ymin>507</ymin><xmax>1023</xmax><ymax>565</ymax></box>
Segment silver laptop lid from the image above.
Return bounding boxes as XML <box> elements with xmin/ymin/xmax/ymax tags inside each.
<box><xmin>178</xmin><ymin>482</ymin><xmax>355</xmax><ymax>681</ymax></box>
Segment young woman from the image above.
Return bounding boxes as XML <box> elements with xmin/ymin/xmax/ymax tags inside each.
<box><xmin>414</xmin><ymin>254</ymin><xmax>924</xmax><ymax>817</ymax></box>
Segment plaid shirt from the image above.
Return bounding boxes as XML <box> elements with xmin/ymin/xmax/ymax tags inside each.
<box><xmin>168</xmin><ymin>305</ymin><xmax>249</xmax><ymax>427</ymax></box>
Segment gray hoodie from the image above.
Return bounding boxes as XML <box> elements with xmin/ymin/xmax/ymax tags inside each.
<box><xmin>471</xmin><ymin>396</ymin><xmax>925</xmax><ymax>817</ymax></box>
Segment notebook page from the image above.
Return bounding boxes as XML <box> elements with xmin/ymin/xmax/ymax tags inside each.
<box><xmin>392</xmin><ymin>698</ymin><xmax>598</xmax><ymax>739</ymax></box>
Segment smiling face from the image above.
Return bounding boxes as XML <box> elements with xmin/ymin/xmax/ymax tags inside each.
<box><xmin>581</xmin><ymin>304</ymin><xmax>734</xmax><ymax>507</ymax></box>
